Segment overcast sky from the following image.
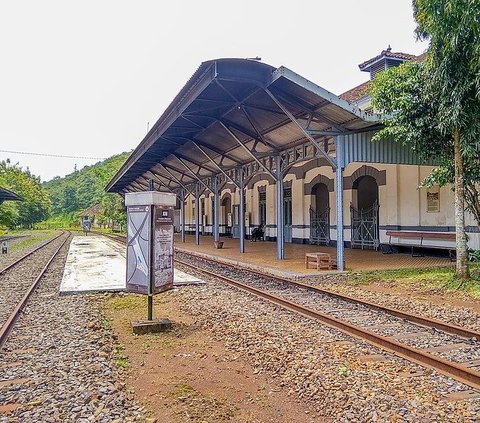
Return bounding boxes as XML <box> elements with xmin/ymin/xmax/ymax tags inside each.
<box><xmin>0</xmin><ymin>0</ymin><xmax>427</xmax><ymax>182</ymax></box>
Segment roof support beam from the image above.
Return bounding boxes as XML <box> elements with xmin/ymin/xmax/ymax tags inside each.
<box><xmin>241</xmin><ymin>105</ymin><xmax>279</xmax><ymax>151</ymax></box>
<box><xmin>213</xmin><ymin>80</ymin><xmax>279</xmax><ymax>153</ymax></box>
<box><xmin>219</xmin><ymin>121</ymin><xmax>277</xmax><ymax>180</ymax></box>
<box><xmin>153</xmin><ymin>165</ymin><xmax>195</xmax><ymax>197</ymax></box>
<box><xmin>144</xmin><ymin>171</ymin><xmax>179</xmax><ymax>195</ymax></box>
<box><xmin>222</xmin><ymin>117</ymin><xmax>279</xmax><ymax>152</ymax></box>
<box><xmin>131</xmin><ymin>180</ymin><xmax>147</xmax><ymax>191</ymax></box>
<box><xmin>166</xmin><ymin>136</ymin><xmax>243</xmax><ymax>165</ymax></box>
<box><xmin>243</xmin><ymin>103</ymin><xmax>285</xmax><ymax>116</ymax></box>
<box><xmin>147</xmin><ymin>169</ymin><xmax>177</xmax><ymax>187</ymax></box>
<box><xmin>160</xmin><ymin>163</ymin><xmax>197</xmax><ymax>184</ymax></box>
<box><xmin>264</xmin><ymin>88</ymin><xmax>337</xmax><ymax>169</ymax></box>
<box><xmin>269</xmin><ymin>87</ymin><xmax>345</xmax><ymax>132</ymax></box>
<box><xmin>191</xmin><ymin>141</ymin><xmax>240</xmax><ymax>188</ymax></box>
<box><xmin>173</xmin><ymin>152</ymin><xmax>217</xmax><ymax>174</ymax></box>
<box><xmin>171</xmin><ymin>154</ymin><xmax>212</xmax><ymax>193</ymax></box>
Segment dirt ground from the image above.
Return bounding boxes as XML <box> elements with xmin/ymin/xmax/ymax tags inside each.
<box><xmin>105</xmin><ymin>292</ymin><xmax>322</xmax><ymax>423</ymax></box>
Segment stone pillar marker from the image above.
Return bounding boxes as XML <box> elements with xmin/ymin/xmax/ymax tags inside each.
<box><xmin>125</xmin><ymin>191</ymin><xmax>176</xmax><ymax>334</ymax></box>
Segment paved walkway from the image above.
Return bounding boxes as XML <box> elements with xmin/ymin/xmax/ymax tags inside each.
<box><xmin>175</xmin><ymin>234</ymin><xmax>453</xmax><ymax>276</ymax></box>
<box><xmin>60</xmin><ymin>236</ymin><xmax>202</xmax><ymax>294</ymax></box>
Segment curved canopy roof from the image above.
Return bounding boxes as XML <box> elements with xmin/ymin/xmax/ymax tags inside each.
<box><xmin>106</xmin><ymin>58</ymin><xmax>381</xmax><ymax>194</ymax></box>
<box><xmin>0</xmin><ymin>186</ymin><xmax>21</xmax><ymax>204</ymax></box>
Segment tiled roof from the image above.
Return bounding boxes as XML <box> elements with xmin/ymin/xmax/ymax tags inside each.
<box><xmin>413</xmin><ymin>52</ymin><xmax>427</xmax><ymax>62</ymax></box>
<box><xmin>340</xmin><ymin>51</ymin><xmax>427</xmax><ymax>103</ymax></box>
<box><xmin>339</xmin><ymin>81</ymin><xmax>370</xmax><ymax>103</ymax></box>
<box><xmin>83</xmin><ymin>203</ymin><xmax>101</xmax><ymax>216</ymax></box>
<box><xmin>358</xmin><ymin>50</ymin><xmax>418</xmax><ymax>70</ymax></box>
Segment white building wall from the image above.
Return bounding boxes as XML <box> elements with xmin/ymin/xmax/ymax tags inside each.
<box><xmin>180</xmin><ymin>160</ymin><xmax>478</xmax><ymax>249</ymax></box>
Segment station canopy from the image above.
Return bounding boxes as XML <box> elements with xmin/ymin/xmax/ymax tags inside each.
<box><xmin>0</xmin><ymin>186</ymin><xmax>22</xmax><ymax>205</ymax></box>
<box><xmin>106</xmin><ymin>58</ymin><xmax>382</xmax><ymax>194</ymax></box>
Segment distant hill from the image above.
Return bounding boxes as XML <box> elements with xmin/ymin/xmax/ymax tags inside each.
<box><xmin>43</xmin><ymin>152</ymin><xmax>130</xmax><ymax>219</ymax></box>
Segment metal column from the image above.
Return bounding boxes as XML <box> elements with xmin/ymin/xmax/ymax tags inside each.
<box><xmin>335</xmin><ymin>135</ymin><xmax>345</xmax><ymax>271</ymax></box>
<box><xmin>195</xmin><ymin>184</ymin><xmax>200</xmax><ymax>245</ymax></box>
<box><xmin>148</xmin><ymin>179</ymin><xmax>154</xmax><ymax>320</ymax></box>
<box><xmin>275</xmin><ymin>155</ymin><xmax>284</xmax><ymax>260</ymax></box>
<box><xmin>213</xmin><ymin>178</ymin><xmax>220</xmax><ymax>243</ymax></box>
<box><xmin>239</xmin><ymin>170</ymin><xmax>245</xmax><ymax>253</ymax></box>
<box><xmin>180</xmin><ymin>189</ymin><xmax>186</xmax><ymax>243</ymax></box>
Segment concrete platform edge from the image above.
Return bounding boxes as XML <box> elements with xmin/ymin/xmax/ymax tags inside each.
<box><xmin>59</xmin><ymin>288</ymin><xmax>126</xmax><ymax>296</ymax></box>
<box><xmin>174</xmin><ymin>246</ymin><xmax>348</xmax><ymax>280</ymax></box>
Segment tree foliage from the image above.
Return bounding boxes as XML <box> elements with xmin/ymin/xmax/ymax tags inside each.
<box><xmin>42</xmin><ymin>152</ymin><xmax>130</xmax><ymax>228</ymax></box>
<box><xmin>0</xmin><ymin>161</ymin><xmax>52</xmax><ymax>228</ymax></box>
<box><xmin>371</xmin><ymin>61</ymin><xmax>480</xmax><ymax>225</ymax></box>
<box><xmin>371</xmin><ymin>0</ymin><xmax>480</xmax><ymax>279</ymax></box>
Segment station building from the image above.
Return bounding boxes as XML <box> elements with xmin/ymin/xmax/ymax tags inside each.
<box><xmin>106</xmin><ymin>50</ymin><xmax>479</xmax><ymax>271</ymax></box>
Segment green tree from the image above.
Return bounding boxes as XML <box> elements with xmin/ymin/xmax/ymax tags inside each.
<box><xmin>100</xmin><ymin>193</ymin><xmax>126</xmax><ymax>231</ymax></box>
<box><xmin>414</xmin><ymin>0</ymin><xmax>480</xmax><ymax>279</ymax></box>
<box><xmin>42</xmin><ymin>152</ymin><xmax>130</xmax><ymax>228</ymax></box>
<box><xmin>371</xmin><ymin>0</ymin><xmax>480</xmax><ymax>280</ymax></box>
<box><xmin>0</xmin><ymin>161</ymin><xmax>51</xmax><ymax>228</ymax></box>
<box><xmin>60</xmin><ymin>186</ymin><xmax>79</xmax><ymax>213</ymax></box>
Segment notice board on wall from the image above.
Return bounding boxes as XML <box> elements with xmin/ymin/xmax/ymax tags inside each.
<box><xmin>426</xmin><ymin>186</ymin><xmax>440</xmax><ymax>213</ymax></box>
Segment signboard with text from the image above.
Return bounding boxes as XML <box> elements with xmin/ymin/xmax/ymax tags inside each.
<box><xmin>126</xmin><ymin>205</ymin><xmax>151</xmax><ymax>294</ymax></box>
<box><xmin>153</xmin><ymin>206</ymin><xmax>174</xmax><ymax>293</ymax></box>
<box><xmin>126</xmin><ymin>204</ymin><xmax>174</xmax><ymax>294</ymax></box>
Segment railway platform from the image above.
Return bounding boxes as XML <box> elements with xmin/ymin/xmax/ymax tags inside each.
<box><xmin>175</xmin><ymin>234</ymin><xmax>453</xmax><ymax>277</ymax></box>
<box><xmin>60</xmin><ymin>235</ymin><xmax>202</xmax><ymax>294</ymax></box>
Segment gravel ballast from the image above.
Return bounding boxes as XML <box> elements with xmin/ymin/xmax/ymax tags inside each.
<box><xmin>173</xmin><ymin>258</ymin><xmax>480</xmax><ymax>422</ymax></box>
<box><xmin>0</xmin><ymin>234</ymin><xmax>143</xmax><ymax>422</ymax></box>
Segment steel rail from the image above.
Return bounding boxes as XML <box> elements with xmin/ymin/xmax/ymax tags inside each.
<box><xmin>0</xmin><ymin>232</ymin><xmax>71</xmax><ymax>348</ymax></box>
<box><xmin>174</xmin><ymin>257</ymin><xmax>480</xmax><ymax>391</ymax></box>
<box><xmin>177</xmin><ymin>250</ymin><xmax>480</xmax><ymax>340</ymax></box>
<box><xmin>101</xmin><ymin>234</ymin><xmax>480</xmax><ymax>389</ymax></box>
<box><xmin>0</xmin><ymin>231</ymin><xmax>65</xmax><ymax>276</ymax></box>
<box><xmin>102</xmin><ymin>235</ymin><xmax>480</xmax><ymax>338</ymax></box>
<box><xmin>103</xmin><ymin>234</ymin><xmax>480</xmax><ymax>339</ymax></box>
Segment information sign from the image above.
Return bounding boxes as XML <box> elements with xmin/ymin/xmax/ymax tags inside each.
<box><xmin>153</xmin><ymin>206</ymin><xmax>174</xmax><ymax>293</ymax></box>
<box><xmin>126</xmin><ymin>205</ymin><xmax>151</xmax><ymax>294</ymax></box>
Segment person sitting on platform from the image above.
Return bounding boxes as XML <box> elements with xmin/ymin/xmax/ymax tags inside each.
<box><xmin>251</xmin><ymin>225</ymin><xmax>264</xmax><ymax>242</ymax></box>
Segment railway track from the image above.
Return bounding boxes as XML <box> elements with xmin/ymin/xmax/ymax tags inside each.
<box><xmin>102</xmin><ymin>233</ymin><xmax>480</xmax><ymax>391</ymax></box>
<box><xmin>0</xmin><ymin>231</ymin><xmax>71</xmax><ymax>348</ymax></box>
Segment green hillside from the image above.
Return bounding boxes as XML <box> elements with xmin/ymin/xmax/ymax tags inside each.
<box><xmin>42</xmin><ymin>152</ymin><xmax>130</xmax><ymax>228</ymax></box>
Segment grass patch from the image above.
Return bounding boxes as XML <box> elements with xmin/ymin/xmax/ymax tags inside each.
<box><xmin>116</xmin><ymin>357</ymin><xmax>128</xmax><ymax>368</ymax></box>
<box><xmin>348</xmin><ymin>264</ymin><xmax>480</xmax><ymax>299</ymax></box>
<box><xmin>2</xmin><ymin>230</ymin><xmax>57</xmax><ymax>254</ymax></box>
<box><xmin>106</xmin><ymin>294</ymin><xmax>145</xmax><ymax>311</ymax></box>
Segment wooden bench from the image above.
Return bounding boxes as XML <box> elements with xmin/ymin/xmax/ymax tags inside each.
<box><xmin>305</xmin><ymin>252</ymin><xmax>337</xmax><ymax>270</ymax></box>
<box><xmin>383</xmin><ymin>231</ymin><xmax>456</xmax><ymax>259</ymax></box>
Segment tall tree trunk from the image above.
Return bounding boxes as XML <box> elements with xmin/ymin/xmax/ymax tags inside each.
<box><xmin>453</xmin><ymin>128</ymin><xmax>470</xmax><ymax>279</ymax></box>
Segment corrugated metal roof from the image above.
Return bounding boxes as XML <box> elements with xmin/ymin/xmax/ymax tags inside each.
<box><xmin>106</xmin><ymin>58</ymin><xmax>422</xmax><ymax>194</ymax></box>
<box><xmin>0</xmin><ymin>186</ymin><xmax>22</xmax><ymax>203</ymax></box>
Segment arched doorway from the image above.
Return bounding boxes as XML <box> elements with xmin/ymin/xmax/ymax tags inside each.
<box><xmin>221</xmin><ymin>195</ymin><xmax>231</xmax><ymax>236</ymax></box>
<box><xmin>351</xmin><ymin>175</ymin><xmax>379</xmax><ymax>249</ymax></box>
<box><xmin>310</xmin><ymin>183</ymin><xmax>330</xmax><ymax>245</ymax></box>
